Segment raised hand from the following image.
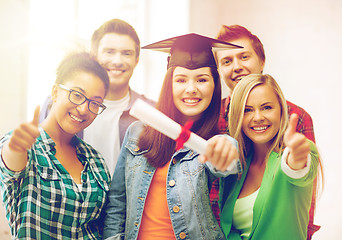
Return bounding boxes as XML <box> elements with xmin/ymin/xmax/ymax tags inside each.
<box><xmin>198</xmin><ymin>136</ymin><xmax>238</xmax><ymax>172</ymax></box>
<box><xmin>2</xmin><ymin>106</ymin><xmax>40</xmax><ymax>171</ymax></box>
<box><xmin>283</xmin><ymin>113</ymin><xmax>311</xmax><ymax>170</ymax></box>
<box><xmin>8</xmin><ymin>106</ymin><xmax>40</xmax><ymax>152</ymax></box>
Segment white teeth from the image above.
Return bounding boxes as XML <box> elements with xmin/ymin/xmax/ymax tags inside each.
<box><xmin>109</xmin><ymin>69</ymin><xmax>124</xmax><ymax>74</ymax></box>
<box><xmin>253</xmin><ymin>126</ymin><xmax>267</xmax><ymax>131</ymax></box>
<box><xmin>70</xmin><ymin>114</ymin><xmax>83</xmax><ymax>122</ymax></box>
<box><xmin>184</xmin><ymin>99</ymin><xmax>199</xmax><ymax>103</ymax></box>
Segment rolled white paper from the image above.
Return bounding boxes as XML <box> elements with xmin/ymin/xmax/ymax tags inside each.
<box><xmin>129</xmin><ymin>98</ymin><xmax>207</xmax><ymax>154</ymax></box>
<box><xmin>129</xmin><ymin>98</ymin><xmax>238</xmax><ymax>172</ymax></box>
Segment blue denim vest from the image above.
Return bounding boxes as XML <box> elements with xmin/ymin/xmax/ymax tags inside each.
<box><xmin>103</xmin><ymin>121</ymin><xmax>240</xmax><ymax>240</ymax></box>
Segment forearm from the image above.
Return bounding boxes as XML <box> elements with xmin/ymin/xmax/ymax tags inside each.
<box><xmin>1</xmin><ymin>140</ymin><xmax>28</xmax><ymax>172</ymax></box>
<box><xmin>103</xmin><ymin>194</ymin><xmax>126</xmax><ymax>239</ymax></box>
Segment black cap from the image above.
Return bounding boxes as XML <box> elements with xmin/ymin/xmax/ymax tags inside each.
<box><xmin>142</xmin><ymin>33</ymin><xmax>242</xmax><ymax>70</ymax></box>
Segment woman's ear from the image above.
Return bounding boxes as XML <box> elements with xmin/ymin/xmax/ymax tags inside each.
<box><xmin>260</xmin><ymin>60</ymin><xmax>265</xmax><ymax>73</ymax></box>
<box><xmin>51</xmin><ymin>84</ymin><xmax>59</xmax><ymax>103</ymax></box>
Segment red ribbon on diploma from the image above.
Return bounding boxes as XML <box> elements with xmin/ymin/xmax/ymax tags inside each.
<box><xmin>175</xmin><ymin>120</ymin><xmax>194</xmax><ymax>151</ymax></box>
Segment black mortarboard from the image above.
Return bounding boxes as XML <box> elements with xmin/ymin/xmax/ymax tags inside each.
<box><xmin>142</xmin><ymin>33</ymin><xmax>242</xmax><ymax>70</ymax></box>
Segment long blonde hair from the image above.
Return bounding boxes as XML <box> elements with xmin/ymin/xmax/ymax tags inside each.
<box><xmin>228</xmin><ymin>74</ymin><xmax>288</xmax><ymax>166</ymax></box>
<box><xmin>229</xmin><ymin>73</ymin><xmax>324</xmax><ymax>202</ymax></box>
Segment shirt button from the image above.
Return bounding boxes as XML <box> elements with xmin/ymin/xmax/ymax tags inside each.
<box><xmin>169</xmin><ymin>180</ymin><xmax>176</xmax><ymax>187</ymax></box>
<box><xmin>173</xmin><ymin>206</ymin><xmax>180</xmax><ymax>213</ymax></box>
<box><xmin>179</xmin><ymin>232</ymin><xmax>186</xmax><ymax>239</ymax></box>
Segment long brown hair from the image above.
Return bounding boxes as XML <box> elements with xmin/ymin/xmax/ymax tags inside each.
<box><xmin>138</xmin><ymin>66</ymin><xmax>221</xmax><ymax>168</ymax></box>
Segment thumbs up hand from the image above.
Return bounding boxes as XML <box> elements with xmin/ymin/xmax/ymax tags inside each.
<box><xmin>7</xmin><ymin>106</ymin><xmax>41</xmax><ymax>153</ymax></box>
<box><xmin>2</xmin><ymin>106</ymin><xmax>40</xmax><ymax>171</ymax></box>
<box><xmin>283</xmin><ymin>114</ymin><xmax>311</xmax><ymax>170</ymax></box>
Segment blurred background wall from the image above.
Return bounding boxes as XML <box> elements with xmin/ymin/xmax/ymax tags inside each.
<box><xmin>1</xmin><ymin>0</ymin><xmax>341</xmax><ymax>239</ymax></box>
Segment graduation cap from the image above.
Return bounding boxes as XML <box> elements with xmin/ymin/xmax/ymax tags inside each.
<box><xmin>142</xmin><ymin>33</ymin><xmax>243</xmax><ymax>70</ymax></box>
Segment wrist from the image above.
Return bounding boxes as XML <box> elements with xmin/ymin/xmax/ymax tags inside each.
<box><xmin>281</xmin><ymin>147</ymin><xmax>311</xmax><ymax>179</ymax></box>
<box><xmin>286</xmin><ymin>152</ymin><xmax>307</xmax><ymax>170</ymax></box>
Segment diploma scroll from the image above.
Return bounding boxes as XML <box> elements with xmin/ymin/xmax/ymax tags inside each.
<box><xmin>129</xmin><ymin>99</ymin><xmax>207</xmax><ymax>155</ymax></box>
<box><xmin>129</xmin><ymin>99</ymin><xmax>238</xmax><ymax>172</ymax></box>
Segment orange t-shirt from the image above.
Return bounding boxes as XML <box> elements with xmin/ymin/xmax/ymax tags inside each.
<box><xmin>137</xmin><ymin>162</ymin><xmax>176</xmax><ymax>240</ymax></box>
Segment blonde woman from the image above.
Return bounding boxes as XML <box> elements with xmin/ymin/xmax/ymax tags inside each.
<box><xmin>220</xmin><ymin>74</ymin><xmax>323</xmax><ymax>240</ymax></box>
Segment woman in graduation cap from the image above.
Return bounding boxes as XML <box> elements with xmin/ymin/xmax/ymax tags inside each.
<box><xmin>103</xmin><ymin>34</ymin><xmax>242</xmax><ymax>240</ymax></box>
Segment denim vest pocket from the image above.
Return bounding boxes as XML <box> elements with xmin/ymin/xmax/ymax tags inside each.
<box><xmin>180</xmin><ymin>157</ymin><xmax>205</xmax><ymax>176</ymax></box>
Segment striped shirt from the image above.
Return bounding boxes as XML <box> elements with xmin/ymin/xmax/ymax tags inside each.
<box><xmin>0</xmin><ymin>128</ymin><xmax>111</xmax><ymax>239</ymax></box>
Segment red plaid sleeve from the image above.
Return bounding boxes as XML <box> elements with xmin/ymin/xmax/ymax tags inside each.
<box><xmin>210</xmin><ymin>178</ymin><xmax>221</xmax><ymax>225</ymax></box>
<box><xmin>218</xmin><ymin>98</ymin><xmax>229</xmax><ymax>134</ymax></box>
<box><xmin>286</xmin><ymin>100</ymin><xmax>315</xmax><ymax>142</ymax></box>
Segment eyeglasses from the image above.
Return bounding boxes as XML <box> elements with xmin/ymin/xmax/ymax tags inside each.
<box><xmin>58</xmin><ymin>84</ymin><xmax>106</xmax><ymax>115</ymax></box>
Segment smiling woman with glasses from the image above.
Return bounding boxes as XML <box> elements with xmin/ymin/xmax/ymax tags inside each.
<box><xmin>58</xmin><ymin>84</ymin><xmax>107</xmax><ymax>115</ymax></box>
<box><xmin>0</xmin><ymin>52</ymin><xmax>112</xmax><ymax>239</ymax></box>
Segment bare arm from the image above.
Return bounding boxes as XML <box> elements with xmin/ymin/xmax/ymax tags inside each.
<box><xmin>1</xmin><ymin>106</ymin><xmax>40</xmax><ymax>172</ymax></box>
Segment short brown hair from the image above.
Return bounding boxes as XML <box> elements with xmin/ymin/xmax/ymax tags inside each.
<box><xmin>217</xmin><ymin>25</ymin><xmax>265</xmax><ymax>63</ymax></box>
<box><xmin>91</xmin><ymin>19</ymin><xmax>140</xmax><ymax>58</ymax></box>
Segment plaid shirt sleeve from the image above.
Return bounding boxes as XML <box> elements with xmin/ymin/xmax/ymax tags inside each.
<box><xmin>286</xmin><ymin>100</ymin><xmax>316</xmax><ymax>143</ymax></box>
<box><xmin>209</xmin><ymin>178</ymin><xmax>221</xmax><ymax>225</ymax></box>
<box><xmin>218</xmin><ymin>98</ymin><xmax>229</xmax><ymax>134</ymax></box>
